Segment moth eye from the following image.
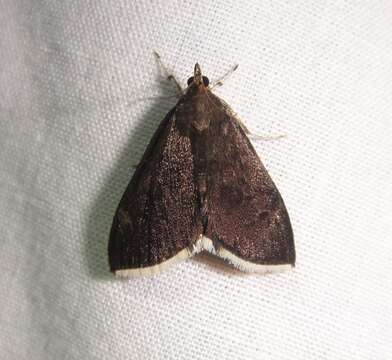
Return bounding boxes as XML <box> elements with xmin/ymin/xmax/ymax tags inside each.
<box><xmin>202</xmin><ymin>76</ymin><xmax>210</xmax><ymax>86</ymax></box>
<box><xmin>187</xmin><ymin>77</ymin><xmax>194</xmax><ymax>86</ymax></box>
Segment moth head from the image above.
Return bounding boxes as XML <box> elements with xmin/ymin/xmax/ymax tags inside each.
<box><xmin>187</xmin><ymin>63</ymin><xmax>210</xmax><ymax>87</ymax></box>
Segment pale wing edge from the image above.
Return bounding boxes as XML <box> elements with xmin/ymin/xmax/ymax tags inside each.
<box><xmin>115</xmin><ymin>247</ymin><xmax>192</xmax><ymax>277</ymax></box>
<box><xmin>200</xmin><ymin>236</ymin><xmax>294</xmax><ymax>274</ymax></box>
<box><xmin>115</xmin><ymin>234</ymin><xmax>209</xmax><ymax>277</ymax></box>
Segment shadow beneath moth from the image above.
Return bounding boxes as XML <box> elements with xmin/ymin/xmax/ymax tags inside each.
<box><xmin>109</xmin><ymin>61</ymin><xmax>295</xmax><ymax>277</ymax></box>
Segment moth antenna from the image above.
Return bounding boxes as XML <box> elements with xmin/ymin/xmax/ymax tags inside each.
<box><xmin>153</xmin><ymin>51</ymin><xmax>184</xmax><ymax>93</ymax></box>
<box><xmin>127</xmin><ymin>94</ymin><xmax>180</xmax><ymax>106</ymax></box>
<box><xmin>211</xmin><ymin>63</ymin><xmax>239</xmax><ymax>89</ymax></box>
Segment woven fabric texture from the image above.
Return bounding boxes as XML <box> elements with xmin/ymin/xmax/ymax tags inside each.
<box><xmin>0</xmin><ymin>1</ymin><xmax>391</xmax><ymax>359</ymax></box>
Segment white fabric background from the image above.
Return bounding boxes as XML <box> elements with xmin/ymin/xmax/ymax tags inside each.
<box><xmin>0</xmin><ymin>1</ymin><xmax>391</xmax><ymax>359</ymax></box>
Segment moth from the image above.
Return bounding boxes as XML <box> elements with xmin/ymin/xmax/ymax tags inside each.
<box><xmin>109</xmin><ymin>61</ymin><xmax>295</xmax><ymax>277</ymax></box>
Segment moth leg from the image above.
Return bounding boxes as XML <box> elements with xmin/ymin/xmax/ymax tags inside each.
<box><xmin>153</xmin><ymin>51</ymin><xmax>184</xmax><ymax>94</ymax></box>
<box><xmin>131</xmin><ymin>156</ymin><xmax>151</xmax><ymax>169</ymax></box>
<box><xmin>248</xmin><ymin>133</ymin><xmax>287</xmax><ymax>141</ymax></box>
<box><xmin>131</xmin><ymin>159</ymin><xmax>145</xmax><ymax>169</ymax></box>
<box><xmin>232</xmin><ymin>111</ymin><xmax>286</xmax><ymax>141</ymax></box>
<box><xmin>232</xmin><ymin>114</ymin><xmax>251</xmax><ymax>135</ymax></box>
<box><xmin>210</xmin><ymin>64</ymin><xmax>239</xmax><ymax>89</ymax></box>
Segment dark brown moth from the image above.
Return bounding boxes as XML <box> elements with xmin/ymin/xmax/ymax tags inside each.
<box><xmin>109</xmin><ymin>63</ymin><xmax>295</xmax><ymax>277</ymax></box>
